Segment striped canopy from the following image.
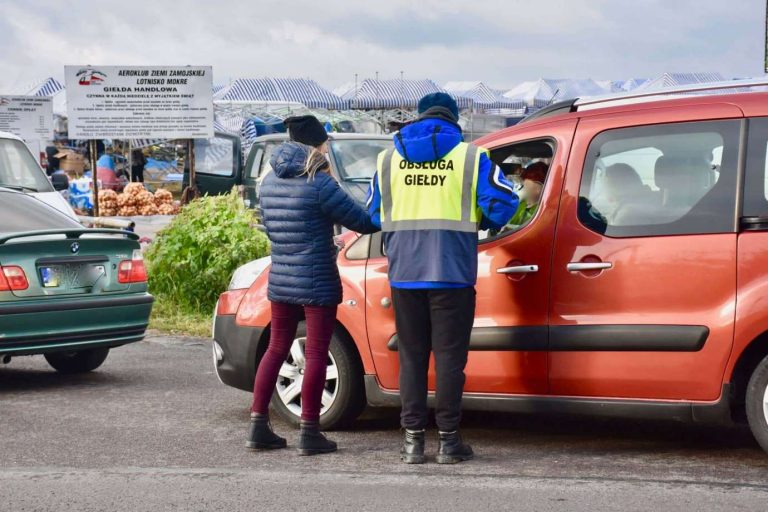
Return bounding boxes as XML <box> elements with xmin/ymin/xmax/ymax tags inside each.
<box><xmin>503</xmin><ymin>78</ymin><xmax>609</xmax><ymax>108</ymax></box>
<box><xmin>343</xmin><ymin>79</ymin><xmax>473</xmax><ymax>110</ymax></box>
<box><xmin>636</xmin><ymin>72</ymin><xmax>726</xmax><ymax>90</ymax></box>
<box><xmin>215</xmin><ymin>78</ymin><xmax>349</xmax><ymax>110</ymax></box>
<box><xmin>27</xmin><ymin>77</ymin><xmax>64</xmax><ymax>97</ymax></box>
<box><xmin>443</xmin><ymin>81</ymin><xmax>525</xmax><ymax>111</ymax></box>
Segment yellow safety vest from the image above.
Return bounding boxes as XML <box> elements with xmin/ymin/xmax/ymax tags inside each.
<box><xmin>378</xmin><ymin>142</ymin><xmax>485</xmax><ymax>233</ymax></box>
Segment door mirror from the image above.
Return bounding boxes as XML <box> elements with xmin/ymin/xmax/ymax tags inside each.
<box><xmin>50</xmin><ymin>172</ymin><xmax>69</xmax><ymax>192</ymax></box>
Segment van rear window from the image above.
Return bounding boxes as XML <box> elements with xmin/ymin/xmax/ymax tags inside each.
<box><xmin>0</xmin><ymin>192</ymin><xmax>81</xmax><ymax>234</ymax></box>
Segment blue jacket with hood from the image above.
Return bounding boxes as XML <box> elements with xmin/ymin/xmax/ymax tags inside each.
<box><xmin>261</xmin><ymin>141</ymin><xmax>379</xmax><ymax>306</ymax></box>
<box><xmin>367</xmin><ymin>118</ymin><xmax>518</xmax><ymax>289</ymax></box>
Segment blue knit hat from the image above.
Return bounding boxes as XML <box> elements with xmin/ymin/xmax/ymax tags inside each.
<box><xmin>417</xmin><ymin>92</ymin><xmax>459</xmax><ymax>122</ymax></box>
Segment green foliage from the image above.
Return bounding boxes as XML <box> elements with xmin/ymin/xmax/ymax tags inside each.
<box><xmin>145</xmin><ymin>190</ymin><xmax>269</xmax><ymax>312</ymax></box>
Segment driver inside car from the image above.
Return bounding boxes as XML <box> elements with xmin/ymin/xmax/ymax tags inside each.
<box><xmin>504</xmin><ymin>161</ymin><xmax>547</xmax><ymax>229</ymax></box>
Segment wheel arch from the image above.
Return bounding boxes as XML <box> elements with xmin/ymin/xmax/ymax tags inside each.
<box><xmin>252</xmin><ymin>319</ymin><xmax>366</xmax><ymax>382</ymax></box>
<box><xmin>729</xmin><ymin>329</ymin><xmax>768</xmax><ymax>422</ymax></box>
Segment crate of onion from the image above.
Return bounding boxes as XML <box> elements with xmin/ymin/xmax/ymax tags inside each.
<box><xmin>98</xmin><ymin>183</ymin><xmax>181</xmax><ymax>217</ymax></box>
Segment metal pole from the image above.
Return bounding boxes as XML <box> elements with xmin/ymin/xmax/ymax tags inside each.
<box><xmin>189</xmin><ymin>139</ymin><xmax>196</xmax><ymax>186</ymax></box>
<box><xmin>89</xmin><ymin>139</ymin><xmax>100</xmax><ymax>217</ymax></box>
<box><xmin>127</xmin><ymin>139</ymin><xmax>132</xmax><ymax>182</ymax></box>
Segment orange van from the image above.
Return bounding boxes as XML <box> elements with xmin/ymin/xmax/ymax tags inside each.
<box><xmin>213</xmin><ymin>81</ymin><xmax>768</xmax><ymax>454</ymax></box>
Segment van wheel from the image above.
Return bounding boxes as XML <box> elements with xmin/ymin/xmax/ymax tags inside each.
<box><xmin>745</xmin><ymin>353</ymin><xmax>768</xmax><ymax>453</ymax></box>
<box><xmin>270</xmin><ymin>323</ymin><xmax>366</xmax><ymax>431</ymax></box>
<box><xmin>44</xmin><ymin>348</ymin><xmax>110</xmax><ymax>374</ymax></box>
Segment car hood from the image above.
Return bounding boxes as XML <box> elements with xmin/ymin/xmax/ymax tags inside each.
<box><xmin>31</xmin><ymin>191</ymin><xmax>78</xmax><ymax>220</ymax></box>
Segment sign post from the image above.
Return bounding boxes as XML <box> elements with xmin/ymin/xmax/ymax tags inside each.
<box><xmin>0</xmin><ymin>96</ymin><xmax>54</xmax><ymax>141</ymax></box>
<box><xmin>64</xmin><ymin>65</ymin><xmax>213</xmax><ymax>214</ymax></box>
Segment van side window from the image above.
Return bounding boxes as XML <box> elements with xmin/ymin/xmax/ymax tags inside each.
<box><xmin>194</xmin><ymin>137</ymin><xmax>235</xmax><ymax>177</ymax></box>
<box><xmin>743</xmin><ymin>118</ymin><xmax>768</xmax><ymax>218</ymax></box>
<box><xmin>578</xmin><ymin>120</ymin><xmax>741</xmax><ymax>237</ymax></box>
<box><xmin>479</xmin><ymin>138</ymin><xmax>555</xmax><ymax>242</ymax></box>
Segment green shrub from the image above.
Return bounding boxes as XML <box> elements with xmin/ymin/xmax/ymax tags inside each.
<box><xmin>145</xmin><ymin>190</ymin><xmax>270</xmax><ymax>312</ymax></box>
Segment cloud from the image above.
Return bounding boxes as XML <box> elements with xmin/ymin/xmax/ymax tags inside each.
<box><xmin>0</xmin><ymin>0</ymin><xmax>763</xmax><ymax>94</ymax></box>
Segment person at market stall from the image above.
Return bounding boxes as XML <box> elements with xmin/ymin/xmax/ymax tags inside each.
<box><xmin>95</xmin><ymin>152</ymin><xmax>125</xmax><ymax>192</ymax></box>
<box><xmin>247</xmin><ymin>115</ymin><xmax>379</xmax><ymax>456</ymax></box>
<box><xmin>131</xmin><ymin>149</ymin><xmax>146</xmax><ymax>182</ymax></box>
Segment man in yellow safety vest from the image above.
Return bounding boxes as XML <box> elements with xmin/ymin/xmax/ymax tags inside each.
<box><xmin>367</xmin><ymin>93</ymin><xmax>519</xmax><ymax>464</ymax></box>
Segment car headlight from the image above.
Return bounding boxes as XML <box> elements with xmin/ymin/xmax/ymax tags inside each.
<box><xmin>228</xmin><ymin>256</ymin><xmax>271</xmax><ymax>290</ymax></box>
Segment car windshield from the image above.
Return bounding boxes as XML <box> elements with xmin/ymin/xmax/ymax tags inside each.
<box><xmin>0</xmin><ymin>138</ymin><xmax>54</xmax><ymax>193</ymax></box>
<box><xmin>0</xmin><ymin>191</ymin><xmax>81</xmax><ymax>234</ymax></box>
<box><xmin>330</xmin><ymin>139</ymin><xmax>392</xmax><ymax>182</ymax></box>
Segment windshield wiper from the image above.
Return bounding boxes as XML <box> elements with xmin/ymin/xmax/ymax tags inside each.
<box><xmin>0</xmin><ymin>184</ymin><xmax>38</xmax><ymax>193</ymax></box>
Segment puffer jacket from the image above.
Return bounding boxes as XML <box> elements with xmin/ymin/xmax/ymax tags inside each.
<box><xmin>261</xmin><ymin>141</ymin><xmax>379</xmax><ymax>306</ymax></box>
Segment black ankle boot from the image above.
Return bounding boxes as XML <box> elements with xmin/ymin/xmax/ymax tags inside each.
<box><xmin>400</xmin><ymin>429</ymin><xmax>426</xmax><ymax>464</ymax></box>
<box><xmin>436</xmin><ymin>431</ymin><xmax>473</xmax><ymax>464</ymax></box>
<box><xmin>297</xmin><ymin>420</ymin><xmax>337</xmax><ymax>456</ymax></box>
<box><xmin>246</xmin><ymin>413</ymin><xmax>287</xmax><ymax>450</ymax></box>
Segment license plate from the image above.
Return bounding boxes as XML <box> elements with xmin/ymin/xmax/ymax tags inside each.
<box><xmin>40</xmin><ymin>264</ymin><xmax>105</xmax><ymax>288</ymax></box>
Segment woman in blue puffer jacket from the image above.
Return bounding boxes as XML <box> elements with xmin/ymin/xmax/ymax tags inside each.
<box><xmin>247</xmin><ymin>115</ymin><xmax>378</xmax><ymax>456</ymax></box>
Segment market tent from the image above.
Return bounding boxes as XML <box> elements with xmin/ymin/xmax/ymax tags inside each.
<box><xmin>595</xmin><ymin>78</ymin><xmax>650</xmax><ymax>93</ymax></box>
<box><xmin>635</xmin><ymin>72</ymin><xmax>726</xmax><ymax>90</ymax></box>
<box><xmin>343</xmin><ymin>78</ymin><xmax>473</xmax><ymax>110</ymax></box>
<box><xmin>503</xmin><ymin>78</ymin><xmax>608</xmax><ymax>108</ymax></box>
<box><xmin>443</xmin><ymin>81</ymin><xmax>525</xmax><ymax>112</ymax></box>
<box><xmin>214</xmin><ymin>78</ymin><xmax>349</xmax><ymax>110</ymax></box>
<box><xmin>5</xmin><ymin>77</ymin><xmax>67</xmax><ymax>117</ymax></box>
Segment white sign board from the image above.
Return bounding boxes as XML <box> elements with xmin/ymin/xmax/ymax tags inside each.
<box><xmin>0</xmin><ymin>96</ymin><xmax>54</xmax><ymax>140</ymax></box>
<box><xmin>64</xmin><ymin>65</ymin><xmax>213</xmax><ymax>139</ymax></box>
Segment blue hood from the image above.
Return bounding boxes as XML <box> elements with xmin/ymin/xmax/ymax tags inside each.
<box><xmin>270</xmin><ymin>141</ymin><xmax>309</xmax><ymax>178</ymax></box>
<box><xmin>394</xmin><ymin>118</ymin><xmax>463</xmax><ymax>163</ymax></box>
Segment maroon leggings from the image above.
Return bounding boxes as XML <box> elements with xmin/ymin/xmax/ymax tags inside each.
<box><xmin>251</xmin><ymin>301</ymin><xmax>337</xmax><ymax>422</ymax></box>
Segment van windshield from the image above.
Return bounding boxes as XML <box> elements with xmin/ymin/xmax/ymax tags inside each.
<box><xmin>0</xmin><ymin>138</ymin><xmax>54</xmax><ymax>193</ymax></box>
<box><xmin>330</xmin><ymin>139</ymin><xmax>392</xmax><ymax>182</ymax></box>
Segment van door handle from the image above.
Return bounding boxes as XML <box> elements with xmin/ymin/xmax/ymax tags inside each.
<box><xmin>567</xmin><ymin>262</ymin><xmax>612</xmax><ymax>272</ymax></box>
<box><xmin>497</xmin><ymin>265</ymin><xmax>539</xmax><ymax>274</ymax></box>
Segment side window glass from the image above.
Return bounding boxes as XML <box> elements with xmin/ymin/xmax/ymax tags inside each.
<box><xmin>259</xmin><ymin>143</ymin><xmax>277</xmax><ymax>181</ymax></box>
<box><xmin>743</xmin><ymin>118</ymin><xmax>768</xmax><ymax>218</ymax></box>
<box><xmin>478</xmin><ymin>139</ymin><xmax>555</xmax><ymax>242</ymax></box>
<box><xmin>578</xmin><ymin>120</ymin><xmax>740</xmax><ymax>237</ymax></box>
<box><xmin>248</xmin><ymin>145</ymin><xmax>265</xmax><ymax>179</ymax></box>
<box><xmin>194</xmin><ymin>137</ymin><xmax>235</xmax><ymax>177</ymax></box>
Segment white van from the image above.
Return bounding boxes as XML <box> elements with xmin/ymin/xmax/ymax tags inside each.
<box><xmin>0</xmin><ymin>131</ymin><xmax>77</xmax><ymax>219</ymax></box>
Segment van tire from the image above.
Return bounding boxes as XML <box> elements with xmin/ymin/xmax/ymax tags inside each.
<box><xmin>745</xmin><ymin>353</ymin><xmax>768</xmax><ymax>453</ymax></box>
<box><xmin>44</xmin><ymin>348</ymin><xmax>110</xmax><ymax>374</ymax></box>
<box><xmin>270</xmin><ymin>323</ymin><xmax>366</xmax><ymax>431</ymax></box>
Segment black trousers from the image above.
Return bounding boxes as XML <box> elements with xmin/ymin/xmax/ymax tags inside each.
<box><xmin>392</xmin><ymin>287</ymin><xmax>475</xmax><ymax>432</ymax></box>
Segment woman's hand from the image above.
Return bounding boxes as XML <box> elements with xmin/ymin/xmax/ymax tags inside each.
<box><xmin>333</xmin><ymin>236</ymin><xmax>345</xmax><ymax>249</ymax></box>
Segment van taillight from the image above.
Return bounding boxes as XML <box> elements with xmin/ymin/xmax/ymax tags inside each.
<box><xmin>118</xmin><ymin>250</ymin><xmax>148</xmax><ymax>283</ymax></box>
<box><xmin>0</xmin><ymin>266</ymin><xmax>29</xmax><ymax>291</ymax></box>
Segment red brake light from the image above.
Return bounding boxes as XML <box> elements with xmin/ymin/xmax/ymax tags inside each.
<box><xmin>118</xmin><ymin>250</ymin><xmax>148</xmax><ymax>284</ymax></box>
<box><xmin>0</xmin><ymin>266</ymin><xmax>29</xmax><ymax>291</ymax></box>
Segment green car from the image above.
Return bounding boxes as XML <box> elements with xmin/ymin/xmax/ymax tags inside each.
<box><xmin>0</xmin><ymin>188</ymin><xmax>153</xmax><ymax>373</ymax></box>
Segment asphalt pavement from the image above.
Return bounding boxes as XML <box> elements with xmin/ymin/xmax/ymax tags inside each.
<box><xmin>2</xmin><ymin>334</ymin><xmax>768</xmax><ymax>511</ymax></box>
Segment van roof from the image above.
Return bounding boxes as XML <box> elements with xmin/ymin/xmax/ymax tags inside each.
<box><xmin>515</xmin><ymin>78</ymin><xmax>768</xmax><ymax>128</ymax></box>
<box><xmin>0</xmin><ymin>131</ymin><xmax>24</xmax><ymax>142</ymax></box>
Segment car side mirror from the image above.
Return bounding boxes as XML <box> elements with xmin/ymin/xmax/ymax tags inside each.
<box><xmin>51</xmin><ymin>172</ymin><xmax>69</xmax><ymax>192</ymax></box>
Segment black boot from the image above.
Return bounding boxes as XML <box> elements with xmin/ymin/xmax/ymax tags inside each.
<box><xmin>400</xmin><ymin>429</ymin><xmax>426</xmax><ymax>464</ymax></box>
<box><xmin>297</xmin><ymin>420</ymin><xmax>337</xmax><ymax>456</ymax></box>
<box><xmin>246</xmin><ymin>412</ymin><xmax>287</xmax><ymax>450</ymax></box>
<box><xmin>436</xmin><ymin>431</ymin><xmax>473</xmax><ymax>464</ymax></box>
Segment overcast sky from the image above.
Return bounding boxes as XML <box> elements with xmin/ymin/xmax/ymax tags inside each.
<box><xmin>0</xmin><ymin>0</ymin><xmax>764</xmax><ymax>92</ymax></box>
